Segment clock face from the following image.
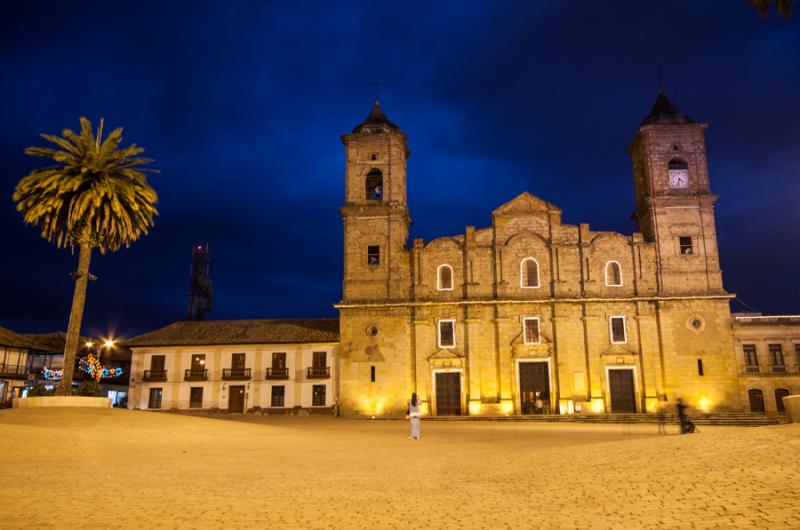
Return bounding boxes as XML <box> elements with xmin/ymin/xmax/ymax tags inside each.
<box><xmin>669</xmin><ymin>169</ymin><xmax>689</xmax><ymax>188</ymax></box>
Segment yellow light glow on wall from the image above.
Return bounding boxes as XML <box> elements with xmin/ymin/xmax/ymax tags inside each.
<box><xmin>420</xmin><ymin>401</ymin><xmax>430</xmax><ymax>416</ymax></box>
<box><xmin>590</xmin><ymin>399</ymin><xmax>605</xmax><ymax>413</ymax></box>
<box><xmin>373</xmin><ymin>398</ymin><xmax>386</xmax><ymax>416</ymax></box>
<box><xmin>645</xmin><ymin>398</ymin><xmax>659</xmax><ymax>413</ymax></box>
<box><xmin>500</xmin><ymin>400</ymin><xmax>514</xmax><ymax>416</ymax></box>
<box><xmin>468</xmin><ymin>401</ymin><xmax>482</xmax><ymax>415</ymax></box>
<box><xmin>560</xmin><ymin>400</ymin><xmax>574</xmax><ymax>414</ymax></box>
<box><xmin>697</xmin><ymin>395</ymin><xmax>712</xmax><ymax>412</ymax></box>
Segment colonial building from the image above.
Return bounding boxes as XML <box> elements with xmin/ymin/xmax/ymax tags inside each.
<box><xmin>336</xmin><ymin>93</ymin><xmax>746</xmax><ymax>417</ymax></box>
<box><xmin>126</xmin><ymin>319</ymin><xmax>338</xmax><ymax>413</ymax></box>
<box><xmin>732</xmin><ymin>314</ymin><xmax>800</xmax><ymax>415</ymax></box>
<box><xmin>0</xmin><ymin>326</ymin><xmax>58</xmax><ymax>405</ymax></box>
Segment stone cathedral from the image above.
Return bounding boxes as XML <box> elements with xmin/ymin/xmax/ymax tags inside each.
<box><xmin>335</xmin><ymin>91</ymin><xmax>742</xmax><ymax>417</ymax></box>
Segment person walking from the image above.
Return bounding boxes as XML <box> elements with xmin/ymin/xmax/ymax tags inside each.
<box><xmin>676</xmin><ymin>398</ymin><xmax>689</xmax><ymax>434</ymax></box>
<box><xmin>407</xmin><ymin>392</ymin><xmax>421</xmax><ymax>440</ymax></box>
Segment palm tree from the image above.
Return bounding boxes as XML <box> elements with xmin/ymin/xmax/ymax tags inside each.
<box><xmin>13</xmin><ymin>118</ymin><xmax>158</xmax><ymax>394</ymax></box>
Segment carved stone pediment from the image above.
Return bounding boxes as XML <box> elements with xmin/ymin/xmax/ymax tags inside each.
<box><xmin>492</xmin><ymin>192</ymin><xmax>561</xmax><ymax>217</ymax></box>
<box><xmin>427</xmin><ymin>348</ymin><xmax>465</xmax><ymax>361</ymax></box>
<box><xmin>511</xmin><ymin>343</ymin><xmax>551</xmax><ymax>358</ymax></box>
<box><xmin>599</xmin><ymin>344</ymin><xmax>639</xmax><ymax>357</ymax></box>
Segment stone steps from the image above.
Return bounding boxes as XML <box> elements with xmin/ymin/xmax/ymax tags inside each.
<box><xmin>421</xmin><ymin>413</ymin><xmax>787</xmax><ymax>426</ymax></box>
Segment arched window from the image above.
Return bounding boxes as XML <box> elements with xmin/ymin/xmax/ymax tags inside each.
<box><xmin>775</xmin><ymin>388</ymin><xmax>790</xmax><ymax>413</ymax></box>
<box><xmin>668</xmin><ymin>158</ymin><xmax>688</xmax><ymax>171</ymax></box>
<box><xmin>520</xmin><ymin>258</ymin><xmax>540</xmax><ymax>288</ymax></box>
<box><xmin>748</xmin><ymin>389</ymin><xmax>765</xmax><ymax>414</ymax></box>
<box><xmin>668</xmin><ymin>158</ymin><xmax>689</xmax><ymax>189</ymax></box>
<box><xmin>437</xmin><ymin>264</ymin><xmax>453</xmax><ymax>291</ymax></box>
<box><xmin>605</xmin><ymin>261</ymin><xmax>622</xmax><ymax>287</ymax></box>
<box><xmin>365</xmin><ymin>169</ymin><xmax>383</xmax><ymax>200</ymax></box>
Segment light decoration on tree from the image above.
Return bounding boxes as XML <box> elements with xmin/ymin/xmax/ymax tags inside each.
<box><xmin>42</xmin><ymin>368</ymin><xmax>63</xmax><ymax>380</ymax></box>
<box><xmin>79</xmin><ymin>354</ymin><xmax>124</xmax><ymax>381</ymax></box>
<box><xmin>41</xmin><ymin>354</ymin><xmax>123</xmax><ymax>382</ymax></box>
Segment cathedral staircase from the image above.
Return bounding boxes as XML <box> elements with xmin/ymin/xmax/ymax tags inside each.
<box><xmin>424</xmin><ymin>412</ymin><xmax>787</xmax><ymax>426</ymax></box>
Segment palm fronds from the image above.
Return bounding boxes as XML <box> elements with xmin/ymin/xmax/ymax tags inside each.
<box><xmin>13</xmin><ymin>117</ymin><xmax>159</xmax><ymax>253</ymax></box>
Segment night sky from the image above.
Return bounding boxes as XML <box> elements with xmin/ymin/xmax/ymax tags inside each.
<box><xmin>1</xmin><ymin>1</ymin><xmax>798</xmax><ymax>340</ymax></box>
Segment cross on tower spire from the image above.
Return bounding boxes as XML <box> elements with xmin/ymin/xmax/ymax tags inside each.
<box><xmin>369</xmin><ymin>80</ymin><xmax>385</xmax><ymax>103</ymax></box>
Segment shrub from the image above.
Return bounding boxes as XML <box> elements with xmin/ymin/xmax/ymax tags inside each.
<box><xmin>77</xmin><ymin>381</ymin><xmax>103</xmax><ymax>397</ymax></box>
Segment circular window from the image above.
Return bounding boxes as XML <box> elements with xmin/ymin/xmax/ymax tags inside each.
<box><xmin>686</xmin><ymin>316</ymin><xmax>705</xmax><ymax>332</ymax></box>
<box><xmin>366</xmin><ymin>325</ymin><xmax>379</xmax><ymax>337</ymax></box>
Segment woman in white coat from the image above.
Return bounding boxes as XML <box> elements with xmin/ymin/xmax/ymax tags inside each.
<box><xmin>407</xmin><ymin>392</ymin><xmax>421</xmax><ymax>440</ymax></box>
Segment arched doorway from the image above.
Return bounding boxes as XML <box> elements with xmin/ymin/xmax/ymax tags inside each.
<box><xmin>775</xmin><ymin>389</ymin><xmax>790</xmax><ymax>413</ymax></box>
<box><xmin>748</xmin><ymin>389</ymin><xmax>765</xmax><ymax>413</ymax></box>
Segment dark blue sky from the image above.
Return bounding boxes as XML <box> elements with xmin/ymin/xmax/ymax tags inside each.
<box><xmin>2</xmin><ymin>1</ymin><xmax>798</xmax><ymax>339</ymax></box>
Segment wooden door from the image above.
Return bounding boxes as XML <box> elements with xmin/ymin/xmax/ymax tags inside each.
<box><xmin>519</xmin><ymin>362</ymin><xmax>550</xmax><ymax>414</ymax></box>
<box><xmin>608</xmin><ymin>369</ymin><xmax>636</xmax><ymax>413</ymax></box>
<box><xmin>228</xmin><ymin>385</ymin><xmax>245</xmax><ymax>413</ymax></box>
<box><xmin>748</xmin><ymin>389</ymin><xmax>765</xmax><ymax>413</ymax></box>
<box><xmin>435</xmin><ymin>372</ymin><xmax>461</xmax><ymax>416</ymax></box>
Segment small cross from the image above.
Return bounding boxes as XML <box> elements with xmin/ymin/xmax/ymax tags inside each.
<box><xmin>370</xmin><ymin>80</ymin><xmax>385</xmax><ymax>102</ymax></box>
<box><xmin>657</xmin><ymin>65</ymin><xmax>663</xmax><ymax>92</ymax></box>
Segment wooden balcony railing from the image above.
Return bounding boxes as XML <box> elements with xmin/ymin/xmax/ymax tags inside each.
<box><xmin>770</xmin><ymin>364</ymin><xmax>787</xmax><ymax>374</ymax></box>
<box><xmin>265</xmin><ymin>367</ymin><xmax>289</xmax><ymax>380</ymax></box>
<box><xmin>744</xmin><ymin>365</ymin><xmax>760</xmax><ymax>374</ymax></box>
<box><xmin>0</xmin><ymin>364</ymin><xmax>30</xmax><ymax>377</ymax></box>
<box><xmin>184</xmin><ymin>369</ymin><xmax>208</xmax><ymax>381</ymax></box>
<box><xmin>307</xmin><ymin>366</ymin><xmax>330</xmax><ymax>379</ymax></box>
<box><xmin>222</xmin><ymin>368</ymin><xmax>251</xmax><ymax>380</ymax></box>
<box><xmin>143</xmin><ymin>369</ymin><xmax>167</xmax><ymax>382</ymax></box>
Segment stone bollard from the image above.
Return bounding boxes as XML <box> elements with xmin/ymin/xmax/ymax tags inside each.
<box><xmin>783</xmin><ymin>395</ymin><xmax>800</xmax><ymax>423</ymax></box>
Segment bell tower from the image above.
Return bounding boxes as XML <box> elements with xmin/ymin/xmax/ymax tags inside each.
<box><xmin>628</xmin><ymin>91</ymin><xmax>724</xmax><ymax>294</ymax></box>
<box><xmin>340</xmin><ymin>101</ymin><xmax>411</xmax><ymax>302</ymax></box>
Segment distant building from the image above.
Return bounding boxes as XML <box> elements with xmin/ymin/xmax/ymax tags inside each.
<box><xmin>0</xmin><ymin>326</ymin><xmax>58</xmax><ymax>405</ymax></box>
<box><xmin>126</xmin><ymin>319</ymin><xmax>338</xmax><ymax>412</ymax></box>
<box><xmin>187</xmin><ymin>244</ymin><xmax>213</xmax><ymax>321</ymax></box>
<box><xmin>0</xmin><ymin>327</ymin><xmax>132</xmax><ymax>406</ymax></box>
<box><xmin>732</xmin><ymin>314</ymin><xmax>800</xmax><ymax>415</ymax></box>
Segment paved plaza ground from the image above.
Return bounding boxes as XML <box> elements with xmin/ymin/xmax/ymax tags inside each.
<box><xmin>0</xmin><ymin>409</ymin><xmax>798</xmax><ymax>529</ymax></box>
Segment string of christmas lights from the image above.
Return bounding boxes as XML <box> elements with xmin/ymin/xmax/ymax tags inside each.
<box><xmin>40</xmin><ymin>354</ymin><xmax>124</xmax><ymax>381</ymax></box>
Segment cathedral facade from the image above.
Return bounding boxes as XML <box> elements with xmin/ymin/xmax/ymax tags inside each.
<box><xmin>336</xmin><ymin>93</ymin><xmax>742</xmax><ymax>416</ymax></box>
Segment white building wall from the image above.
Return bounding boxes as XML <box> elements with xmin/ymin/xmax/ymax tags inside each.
<box><xmin>128</xmin><ymin>343</ymin><xmax>337</xmax><ymax>412</ymax></box>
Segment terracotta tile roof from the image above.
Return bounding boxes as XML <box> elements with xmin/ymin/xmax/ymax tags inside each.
<box><xmin>20</xmin><ymin>332</ymin><xmax>132</xmax><ymax>361</ymax></box>
<box><xmin>0</xmin><ymin>326</ymin><xmax>54</xmax><ymax>352</ymax></box>
<box><xmin>127</xmin><ymin>319</ymin><xmax>340</xmax><ymax>347</ymax></box>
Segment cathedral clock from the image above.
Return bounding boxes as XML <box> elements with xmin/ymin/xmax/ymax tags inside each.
<box><xmin>668</xmin><ymin>168</ymin><xmax>689</xmax><ymax>188</ymax></box>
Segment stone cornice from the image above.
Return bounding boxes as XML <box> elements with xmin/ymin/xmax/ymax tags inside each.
<box><xmin>335</xmin><ymin>293</ymin><xmax>734</xmax><ymax>310</ymax></box>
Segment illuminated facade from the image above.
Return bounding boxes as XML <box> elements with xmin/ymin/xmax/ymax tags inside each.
<box><xmin>336</xmin><ymin>94</ymin><xmax>746</xmax><ymax>416</ymax></box>
<box><xmin>126</xmin><ymin>319</ymin><xmax>338</xmax><ymax>412</ymax></box>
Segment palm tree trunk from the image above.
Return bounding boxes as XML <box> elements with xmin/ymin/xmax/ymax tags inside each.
<box><xmin>59</xmin><ymin>240</ymin><xmax>93</xmax><ymax>395</ymax></box>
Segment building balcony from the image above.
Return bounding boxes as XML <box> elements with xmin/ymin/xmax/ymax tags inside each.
<box><xmin>307</xmin><ymin>366</ymin><xmax>330</xmax><ymax>379</ymax></box>
<box><xmin>265</xmin><ymin>367</ymin><xmax>289</xmax><ymax>380</ymax></box>
<box><xmin>184</xmin><ymin>369</ymin><xmax>208</xmax><ymax>381</ymax></box>
<box><xmin>143</xmin><ymin>369</ymin><xmax>167</xmax><ymax>382</ymax></box>
<box><xmin>222</xmin><ymin>368</ymin><xmax>251</xmax><ymax>381</ymax></box>
<box><xmin>740</xmin><ymin>365</ymin><xmax>795</xmax><ymax>376</ymax></box>
<box><xmin>0</xmin><ymin>364</ymin><xmax>30</xmax><ymax>378</ymax></box>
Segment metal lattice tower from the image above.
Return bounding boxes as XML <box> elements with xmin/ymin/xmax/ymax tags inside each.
<box><xmin>187</xmin><ymin>243</ymin><xmax>213</xmax><ymax>321</ymax></box>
